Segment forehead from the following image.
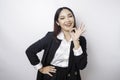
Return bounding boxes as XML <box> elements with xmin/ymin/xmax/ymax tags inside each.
<box><xmin>59</xmin><ymin>9</ymin><xmax>72</xmax><ymax>16</ymax></box>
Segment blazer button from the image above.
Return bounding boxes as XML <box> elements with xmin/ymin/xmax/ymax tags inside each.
<box><xmin>67</xmin><ymin>74</ymin><xmax>70</xmax><ymax>77</ymax></box>
<box><xmin>75</xmin><ymin>71</ymin><xmax>77</xmax><ymax>75</ymax></box>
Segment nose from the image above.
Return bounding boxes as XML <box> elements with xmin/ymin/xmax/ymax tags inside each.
<box><xmin>65</xmin><ymin>17</ymin><xmax>70</xmax><ymax>22</ymax></box>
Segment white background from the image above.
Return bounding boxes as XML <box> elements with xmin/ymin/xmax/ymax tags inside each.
<box><xmin>0</xmin><ymin>0</ymin><xmax>120</xmax><ymax>80</ymax></box>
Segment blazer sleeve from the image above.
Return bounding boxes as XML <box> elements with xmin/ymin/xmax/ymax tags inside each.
<box><xmin>25</xmin><ymin>32</ymin><xmax>52</xmax><ymax>65</ymax></box>
<box><xmin>74</xmin><ymin>36</ymin><xmax>87</xmax><ymax>70</ymax></box>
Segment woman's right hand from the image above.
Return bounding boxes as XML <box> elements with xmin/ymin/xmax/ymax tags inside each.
<box><xmin>39</xmin><ymin>66</ymin><xmax>56</xmax><ymax>77</ymax></box>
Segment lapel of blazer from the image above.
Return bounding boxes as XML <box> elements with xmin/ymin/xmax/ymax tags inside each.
<box><xmin>45</xmin><ymin>37</ymin><xmax>75</xmax><ymax>68</ymax></box>
<box><xmin>68</xmin><ymin>41</ymin><xmax>74</xmax><ymax>69</ymax></box>
<box><xmin>46</xmin><ymin>38</ymin><xmax>62</xmax><ymax>65</ymax></box>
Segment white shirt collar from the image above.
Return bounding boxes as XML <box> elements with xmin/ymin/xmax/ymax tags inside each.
<box><xmin>57</xmin><ymin>31</ymin><xmax>64</xmax><ymax>40</ymax></box>
<box><xmin>57</xmin><ymin>31</ymin><xmax>72</xmax><ymax>41</ymax></box>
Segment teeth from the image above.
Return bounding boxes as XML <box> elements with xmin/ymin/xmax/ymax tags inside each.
<box><xmin>65</xmin><ymin>23</ymin><xmax>72</xmax><ymax>26</ymax></box>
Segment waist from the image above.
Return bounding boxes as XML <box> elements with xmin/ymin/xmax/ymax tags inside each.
<box><xmin>50</xmin><ymin>64</ymin><xmax>68</xmax><ymax>71</ymax></box>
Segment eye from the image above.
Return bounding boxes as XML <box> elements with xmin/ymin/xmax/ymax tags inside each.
<box><xmin>68</xmin><ymin>14</ymin><xmax>73</xmax><ymax>17</ymax></box>
<box><xmin>68</xmin><ymin>15</ymin><xmax>73</xmax><ymax>17</ymax></box>
<box><xmin>60</xmin><ymin>17</ymin><xmax>65</xmax><ymax>20</ymax></box>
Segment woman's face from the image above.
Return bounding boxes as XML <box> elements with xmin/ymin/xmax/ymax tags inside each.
<box><xmin>57</xmin><ymin>9</ymin><xmax>75</xmax><ymax>32</ymax></box>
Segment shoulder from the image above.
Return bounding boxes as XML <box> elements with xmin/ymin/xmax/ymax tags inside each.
<box><xmin>43</xmin><ymin>31</ymin><xmax>55</xmax><ymax>40</ymax></box>
<box><xmin>45</xmin><ymin>31</ymin><xmax>54</xmax><ymax>38</ymax></box>
<box><xmin>46</xmin><ymin>31</ymin><xmax>54</xmax><ymax>36</ymax></box>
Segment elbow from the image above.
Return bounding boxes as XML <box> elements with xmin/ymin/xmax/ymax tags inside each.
<box><xmin>75</xmin><ymin>54</ymin><xmax>88</xmax><ymax>70</ymax></box>
<box><xmin>25</xmin><ymin>48</ymin><xmax>30</xmax><ymax>56</ymax></box>
<box><xmin>25</xmin><ymin>47</ymin><xmax>33</xmax><ymax>59</ymax></box>
<box><xmin>80</xmin><ymin>61</ymin><xmax>87</xmax><ymax>70</ymax></box>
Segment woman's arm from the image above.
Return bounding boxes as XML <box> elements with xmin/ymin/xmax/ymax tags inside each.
<box><xmin>25</xmin><ymin>32</ymin><xmax>51</xmax><ymax>65</ymax></box>
<box><xmin>74</xmin><ymin>36</ymin><xmax>87</xmax><ymax>70</ymax></box>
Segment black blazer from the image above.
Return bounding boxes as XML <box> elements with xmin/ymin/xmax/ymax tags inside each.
<box><xmin>26</xmin><ymin>32</ymin><xmax>87</xmax><ymax>80</ymax></box>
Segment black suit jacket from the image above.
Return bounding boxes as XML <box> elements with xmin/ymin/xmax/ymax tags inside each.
<box><xmin>26</xmin><ymin>32</ymin><xmax>87</xmax><ymax>80</ymax></box>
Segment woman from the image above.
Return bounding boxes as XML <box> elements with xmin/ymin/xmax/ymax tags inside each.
<box><xmin>26</xmin><ymin>7</ymin><xmax>87</xmax><ymax>80</ymax></box>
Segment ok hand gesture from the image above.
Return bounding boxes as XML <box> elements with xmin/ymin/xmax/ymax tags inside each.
<box><xmin>70</xmin><ymin>23</ymin><xmax>85</xmax><ymax>41</ymax></box>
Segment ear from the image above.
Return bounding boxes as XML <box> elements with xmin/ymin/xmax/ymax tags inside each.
<box><xmin>56</xmin><ymin>21</ymin><xmax>60</xmax><ymax>26</ymax></box>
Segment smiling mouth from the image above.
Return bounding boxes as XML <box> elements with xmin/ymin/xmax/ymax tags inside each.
<box><xmin>64</xmin><ymin>23</ymin><xmax>72</xmax><ymax>27</ymax></box>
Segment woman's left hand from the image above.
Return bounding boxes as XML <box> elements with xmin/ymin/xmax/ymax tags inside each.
<box><xmin>70</xmin><ymin>23</ymin><xmax>85</xmax><ymax>41</ymax></box>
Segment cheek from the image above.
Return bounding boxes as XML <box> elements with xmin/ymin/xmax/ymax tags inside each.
<box><xmin>71</xmin><ymin>18</ymin><xmax>75</xmax><ymax>22</ymax></box>
<box><xmin>58</xmin><ymin>21</ymin><xmax>64</xmax><ymax>25</ymax></box>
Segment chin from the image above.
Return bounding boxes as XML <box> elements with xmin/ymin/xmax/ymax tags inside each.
<box><xmin>64</xmin><ymin>28</ymin><xmax>71</xmax><ymax>32</ymax></box>
<box><xmin>62</xmin><ymin>26</ymin><xmax>73</xmax><ymax>32</ymax></box>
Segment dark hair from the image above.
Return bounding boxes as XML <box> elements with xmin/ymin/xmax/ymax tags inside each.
<box><xmin>54</xmin><ymin>7</ymin><xmax>76</xmax><ymax>38</ymax></box>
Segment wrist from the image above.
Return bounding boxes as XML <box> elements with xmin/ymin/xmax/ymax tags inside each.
<box><xmin>73</xmin><ymin>39</ymin><xmax>79</xmax><ymax>44</ymax></box>
<box><xmin>73</xmin><ymin>38</ymin><xmax>79</xmax><ymax>42</ymax></box>
<box><xmin>73</xmin><ymin>40</ymin><xmax>80</xmax><ymax>49</ymax></box>
<box><xmin>74</xmin><ymin>45</ymin><xmax>80</xmax><ymax>50</ymax></box>
<box><xmin>39</xmin><ymin>67</ymin><xmax>43</xmax><ymax>73</ymax></box>
<box><xmin>33</xmin><ymin>63</ymin><xmax>43</xmax><ymax>70</ymax></box>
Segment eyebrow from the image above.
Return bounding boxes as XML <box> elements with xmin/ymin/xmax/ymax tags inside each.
<box><xmin>68</xmin><ymin>13</ymin><xmax>72</xmax><ymax>15</ymax></box>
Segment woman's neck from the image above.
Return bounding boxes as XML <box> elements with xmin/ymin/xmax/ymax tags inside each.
<box><xmin>62</xmin><ymin>30</ymin><xmax>71</xmax><ymax>41</ymax></box>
